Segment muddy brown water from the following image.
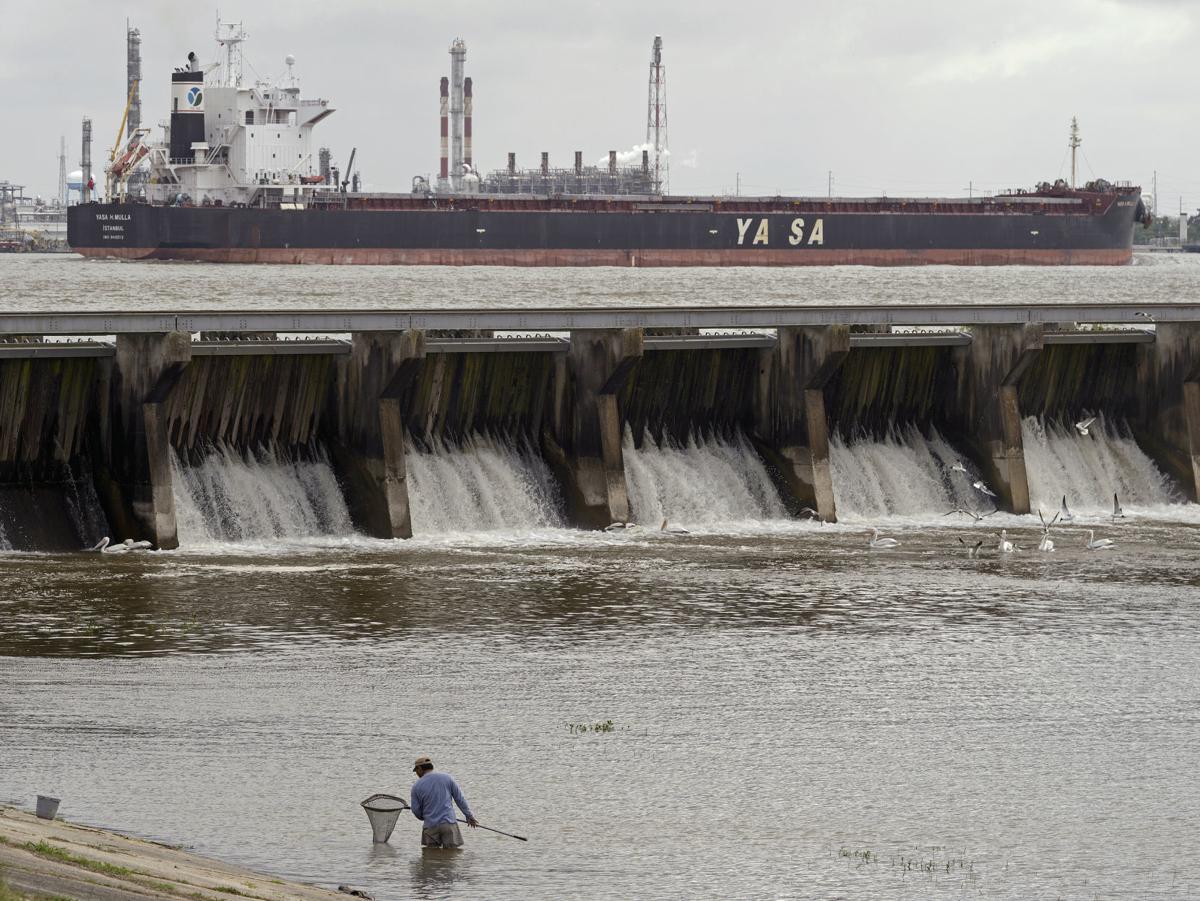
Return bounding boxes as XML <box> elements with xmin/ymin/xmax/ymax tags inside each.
<box><xmin>2</xmin><ymin>254</ymin><xmax>1200</xmax><ymax>898</ymax></box>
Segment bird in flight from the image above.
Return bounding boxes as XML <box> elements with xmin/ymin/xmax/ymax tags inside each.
<box><xmin>1075</xmin><ymin>417</ymin><xmax>1097</xmax><ymax>436</ymax></box>
<box><xmin>973</xmin><ymin>480</ymin><xmax>997</xmax><ymax>498</ymax></box>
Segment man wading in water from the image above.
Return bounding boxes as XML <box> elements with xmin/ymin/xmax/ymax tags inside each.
<box><xmin>409</xmin><ymin>756</ymin><xmax>478</xmax><ymax>848</ymax></box>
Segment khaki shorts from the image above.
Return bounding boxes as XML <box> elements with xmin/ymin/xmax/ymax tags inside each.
<box><xmin>421</xmin><ymin>822</ymin><xmax>464</xmax><ymax>848</ymax></box>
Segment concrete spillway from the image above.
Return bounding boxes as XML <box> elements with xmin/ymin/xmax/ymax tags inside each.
<box><xmin>0</xmin><ymin>309</ymin><xmax>1196</xmax><ymax>548</ymax></box>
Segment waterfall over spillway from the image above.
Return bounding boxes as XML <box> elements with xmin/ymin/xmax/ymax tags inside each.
<box><xmin>829</xmin><ymin>426</ymin><xmax>982</xmax><ymax>520</ymax></box>
<box><xmin>405</xmin><ymin>436</ymin><xmax>564</xmax><ymax>533</ymax></box>
<box><xmin>172</xmin><ymin>444</ymin><xmax>354</xmax><ymax>544</ymax></box>
<box><xmin>1022</xmin><ymin>416</ymin><xmax>1180</xmax><ymax>514</ymax></box>
<box><xmin>623</xmin><ymin>429</ymin><xmax>788</xmax><ymax>525</ymax></box>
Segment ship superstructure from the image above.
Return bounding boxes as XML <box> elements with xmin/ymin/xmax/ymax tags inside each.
<box><xmin>110</xmin><ymin>20</ymin><xmax>335</xmax><ymax>209</ymax></box>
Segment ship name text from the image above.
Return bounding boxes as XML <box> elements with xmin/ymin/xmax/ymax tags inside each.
<box><xmin>736</xmin><ymin>217</ymin><xmax>825</xmax><ymax>246</ymax></box>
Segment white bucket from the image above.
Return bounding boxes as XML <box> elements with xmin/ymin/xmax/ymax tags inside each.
<box><xmin>35</xmin><ymin>795</ymin><xmax>60</xmax><ymax>820</ymax></box>
<box><xmin>360</xmin><ymin>793</ymin><xmax>407</xmax><ymax>843</ymax></box>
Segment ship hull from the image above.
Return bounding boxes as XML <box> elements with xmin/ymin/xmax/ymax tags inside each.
<box><xmin>68</xmin><ymin>198</ymin><xmax>1140</xmax><ymax>266</ymax></box>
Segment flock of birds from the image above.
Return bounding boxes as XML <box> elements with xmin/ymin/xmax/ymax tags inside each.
<box><xmin>612</xmin><ymin>412</ymin><xmax>1126</xmax><ymax>557</ymax></box>
<box><xmin>868</xmin><ymin>418</ymin><xmax>1124</xmax><ymax>557</ymax></box>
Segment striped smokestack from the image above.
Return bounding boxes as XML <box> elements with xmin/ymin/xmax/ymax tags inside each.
<box><xmin>439</xmin><ymin>77</ymin><xmax>449</xmax><ymax>186</ymax></box>
<box><xmin>463</xmin><ymin>77</ymin><xmax>473</xmax><ymax>171</ymax></box>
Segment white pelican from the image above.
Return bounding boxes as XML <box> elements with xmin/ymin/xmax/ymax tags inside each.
<box><xmin>998</xmin><ymin>530</ymin><xmax>1015</xmax><ymax>553</ymax></box>
<box><xmin>972</xmin><ymin>480</ymin><xmax>997</xmax><ymax>498</ymax></box>
<box><xmin>1112</xmin><ymin>493</ymin><xmax>1125</xmax><ymax>520</ymax></box>
<box><xmin>1036</xmin><ymin>509</ymin><xmax>1059</xmax><ymax>552</ymax></box>
<box><xmin>1075</xmin><ymin>416</ymin><xmax>1097</xmax><ymax>436</ymax></box>
<box><xmin>868</xmin><ymin>528</ymin><xmax>900</xmax><ymax>549</ymax></box>
<box><xmin>1060</xmin><ymin>496</ymin><xmax>1074</xmax><ymax>522</ymax></box>
<box><xmin>958</xmin><ymin>537</ymin><xmax>983</xmax><ymax>558</ymax></box>
<box><xmin>1086</xmin><ymin>530</ymin><xmax>1115</xmax><ymax>550</ymax></box>
<box><xmin>950</xmin><ymin>461</ymin><xmax>968</xmax><ymax>474</ymax></box>
<box><xmin>92</xmin><ymin>537</ymin><xmax>152</xmax><ymax>554</ymax></box>
<box><xmin>660</xmin><ymin>518</ymin><xmax>690</xmax><ymax>534</ymax></box>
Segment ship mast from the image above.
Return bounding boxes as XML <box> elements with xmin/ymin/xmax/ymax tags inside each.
<box><xmin>1068</xmin><ymin>117</ymin><xmax>1081</xmax><ymax>189</ymax></box>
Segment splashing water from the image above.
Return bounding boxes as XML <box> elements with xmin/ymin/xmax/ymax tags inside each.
<box><xmin>623</xmin><ymin>429</ymin><xmax>787</xmax><ymax>526</ymax></box>
<box><xmin>172</xmin><ymin>444</ymin><xmax>354</xmax><ymax>544</ymax></box>
<box><xmin>1022</xmin><ymin>416</ymin><xmax>1181</xmax><ymax>515</ymax></box>
<box><xmin>405</xmin><ymin>435</ymin><xmax>564</xmax><ymax>534</ymax></box>
<box><xmin>829</xmin><ymin>425</ymin><xmax>982</xmax><ymax>520</ymax></box>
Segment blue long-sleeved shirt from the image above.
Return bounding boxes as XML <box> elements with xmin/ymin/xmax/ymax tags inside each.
<box><xmin>410</xmin><ymin>772</ymin><xmax>473</xmax><ymax>827</ymax></box>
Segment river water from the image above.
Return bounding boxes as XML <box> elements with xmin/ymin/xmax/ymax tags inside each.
<box><xmin>2</xmin><ymin>253</ymin><xmax>1199</xmax><ymax>899</ymax></box>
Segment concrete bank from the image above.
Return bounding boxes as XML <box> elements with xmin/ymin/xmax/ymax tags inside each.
<box><xmin>0</xmin><ymin>806</ymin><xmax>345</xmax><ymax>901</ymax></box>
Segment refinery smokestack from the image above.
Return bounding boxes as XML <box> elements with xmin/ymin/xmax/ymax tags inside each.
<box><xmin>574</xmin><ymin>151</ymin><xmax>582</xmax><ymax>176</ymax></box>
<box><xmin>126</xmin><ymin>23</ymin><xmax>142</xmax><ymax>137</ymax></box>
<box><xmin>507</xmin><ymin>152</ymin><xmax>516</xmax><ymax>176</ymax></box>
<box><xmin>608</xmin><ymin>150</ymin><xmax>617</xmax><ymax>175</ymax></box>
<box><xmin>81</xmin><ymin>117</ymin><xmax>92</xmax><ymax>203</ymax></box>
<box><xmin>439</xmin><ymin>77</ymin><xmax>449</xmax><ymax>191</ymax></box>
<box><xmin>449</xmin><ymin>38</ymin><xmax>466</xmax><ymax>190</ymax></box>
<box><xmin>463</xmin><ymin>77</ymin><xmax>473</xmax><ymax>172</ymax></box>
<box><xmin>541</xmin><ymin>152</ymin><xmax>549</xmax><ymax>176</ymax></box>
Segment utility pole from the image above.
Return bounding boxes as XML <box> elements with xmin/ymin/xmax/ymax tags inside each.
<box><xmin>735</xmin><ymin>172</ymin><xmax>740</xmax><ymax>196</ymax></box>
<box><xmin>827</xmin><ymin>170</ymin><xmax>832</xmax><ymax>198</ymax></box>
<box><xmin>1068</xmin><ymin>117</ymin><xmax>1081</xmax><ymax>189</ymax></box>
<box><xmin>1152</xmin><ymin>170</ymin><xmax>1157</xmax><ymax>216</ymax></box>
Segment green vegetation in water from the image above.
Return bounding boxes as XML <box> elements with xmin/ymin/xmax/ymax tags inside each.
<box><xmin>21</xmin><ymin>840</ymin><xmax>135</xmax><ymax>879</ymax></box>
<box><xmin>213</xmin><ymin>887</ymin><xmax>250</xmax><ymax>896</ymax></box>
<box><xmin>567</xmin><ymin>719</ymin><xmax>616</xmax><ymax>735</ymax></box>
<box><xmin>837</xmin><ymin>846</ymin><xmax>975</xmax><ymax>877</ymax></box>
<box><xmin>838</xmin><ymin>848</ymin><xmax>877</xmax><ymax>864</ymax></box>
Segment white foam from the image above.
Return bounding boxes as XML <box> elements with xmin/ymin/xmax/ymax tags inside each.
<box><xmin>406</xmin><ymin>436</ymin><xmax>564</xmax><ymax>534</ymax></box>
<box><xmin>623</xmin><ymin>429</ymin><xmax>788</xmax><ymax>526</ymax></box>
<box><xmin>829</xmin><ymin>425</ymin><xmax>982</xmax><ymax>520</ymax></box>
<box><xmin>171</xmin><ymin>443</ymin><xmax>354</xmax><ymax>545</ymax></box>
<box><xmin>1022</xmin><ymin>415</ymin><xmax>1181</xmax><ymax>515</ymax></box>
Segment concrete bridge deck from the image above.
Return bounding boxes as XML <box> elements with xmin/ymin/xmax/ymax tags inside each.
<box><xmin>0</xmin><ymin>327</ymin><xmax>1156</xmax><ymax>359</ymax></box>
<box><xmin>0</xmin><ymin>302</ymin><xmax>1190</xmax><ymax>335</ymax></box>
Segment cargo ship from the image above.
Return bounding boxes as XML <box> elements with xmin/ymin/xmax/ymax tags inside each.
<box><xmin>68</xmin><ymin>25</ymin><xmax>1150</xmax><ymax>266</ymax></box>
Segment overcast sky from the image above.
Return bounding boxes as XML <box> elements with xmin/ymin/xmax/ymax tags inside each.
<box><xmin>3</xmin><ymin>0</ymin><xmax>1197</xmax><ymax>211</ymax></box>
